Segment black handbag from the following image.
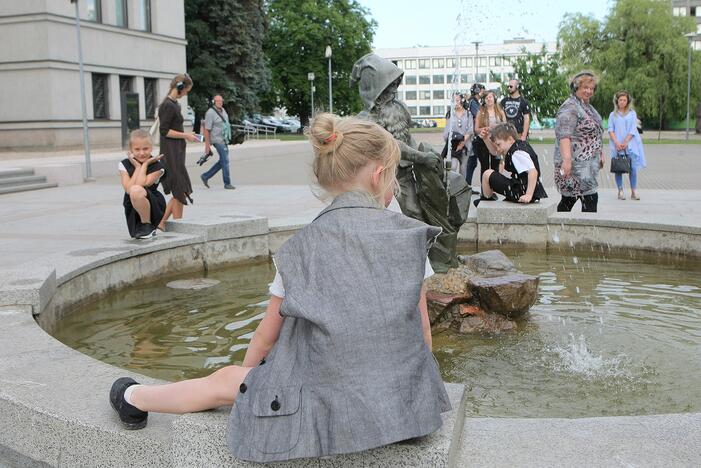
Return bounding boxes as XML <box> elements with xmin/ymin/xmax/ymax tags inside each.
<box><xmin>610</xmin><ymin>151</ymin><xmax>631</xmax><ymax>174</ymax></box>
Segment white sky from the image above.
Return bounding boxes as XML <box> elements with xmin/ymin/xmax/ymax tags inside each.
<box><xmin>357</xmin><ymin>0</ymin><xmax>612</xmax><ymax>48</ymax></box>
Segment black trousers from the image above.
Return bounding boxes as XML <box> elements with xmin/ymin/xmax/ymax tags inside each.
<box><xmin>473</xmin><ymin>137</ymin><xmax>501</xmax><ymax>178</ymax></box>
<box><xmin>557</xmin><ymin>193</ymin><xmax>599</xmax><ymax>212</ymax></box>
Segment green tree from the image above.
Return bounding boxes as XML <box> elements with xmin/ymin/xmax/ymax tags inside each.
<box><xmin>263</xmin><ymin>0</ymin><xmax>376</xmax><ymax>123</ymax></box>
<box><xmin>503</xmin><ymin>47</ymin><xmax>569</xmax><ymax>119</ymax></box>
<box><xmin>557</xmin><ymin>0</ymin><xmax>701</xmax><ymax>131</ymax></box>
<box><xmin>185</xmin><ymin>0</ymin><xmax>271</xmax><ymax>119</ymax></box>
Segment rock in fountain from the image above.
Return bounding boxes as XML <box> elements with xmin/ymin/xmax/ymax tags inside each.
<box><xmin>426</xmin><ymin>250</ymin><xmax>538</xmax><ymax>334</ymax></box>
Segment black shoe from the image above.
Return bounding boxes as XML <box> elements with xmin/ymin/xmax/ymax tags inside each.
<box><xmin>224</xmin><ymin>184</ymin><xmax>236</xmax><ymax>190</ymax></box>
<box><xmin>200</xmin><ymin>174</ymin><xmax>210</xmax><ymax>188</ymax></box>
<box><xmin>135</xmin><ymin>223</ymin><xmax>156</xmax><ymax>239</ymax></box>
<box><xmin>489</xmin><ymin>194</ymin><xmax>498</xmax><ymax>201</ymax></box>
<box><xmin>110</xmin><ymin>377</ymin><xmax>148</xmax><ymax>430</ymax></box>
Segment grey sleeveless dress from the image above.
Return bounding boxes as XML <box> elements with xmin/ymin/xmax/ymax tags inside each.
<box><xmin>227</xmin><ymin>191</ymin><xmax>451</xmax><ymax>463</ymax></box>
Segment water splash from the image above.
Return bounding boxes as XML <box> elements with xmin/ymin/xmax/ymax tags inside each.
<box><xmin>551</xmin><ymin>334</ymin><xmax>628</xmax><ymax>379</ymax></box>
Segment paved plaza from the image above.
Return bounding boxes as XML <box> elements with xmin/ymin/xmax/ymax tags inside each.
<box><xmin>0</xmin><ymin>137</ymin><xmax>699</xmax><ymax>467</ymax></box>
<box><xmin>0</xmin><ymin>136</ymin><xmax>699</xmax><ymax>269</ymax></box>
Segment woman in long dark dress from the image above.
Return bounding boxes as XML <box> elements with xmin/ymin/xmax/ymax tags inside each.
<box><xmin>158</xmin><ymin>74</ymin><xmax>198</xmax><ymax>230</ymax></box>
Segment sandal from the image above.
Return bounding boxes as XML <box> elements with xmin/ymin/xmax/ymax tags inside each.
<box><xmin>617</xmin><ymin>190</ymin><xmax>625</xmax><ymax>200</ymax></box>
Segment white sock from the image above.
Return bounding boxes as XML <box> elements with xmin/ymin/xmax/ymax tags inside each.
<box><xmin>124</xmin><ymin>384</ymin><xmax>142</xmax><ymax>406</ymax></box>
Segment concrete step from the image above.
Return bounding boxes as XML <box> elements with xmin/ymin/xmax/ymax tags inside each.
<box><xmin>0</xmin><ymin>175</ymin><xmax>48</xmax><ymax>188</ymax></box>
<box><xmin>0</xmin><ymin>182</ymin><xmax>57</xmax><ymax>195</ymax></box>
<box><xmin>0</xmin><ymin>168</ymin><xmax>34</xmax><ymax>179</ymax></box>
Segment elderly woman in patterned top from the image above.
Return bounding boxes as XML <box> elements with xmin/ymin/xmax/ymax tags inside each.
<box><xmin>553</xmin><ymin>72</ymin><xmax>605</xmax><ymax>212</ymax></box>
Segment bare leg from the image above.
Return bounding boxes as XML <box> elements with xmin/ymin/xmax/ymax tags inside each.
<box><xmin>128</xmin><ymin>186</ymin><xmax>151</xmax><ymax>224</ymax></box>
<box><xmin>171</xmin><ymin>199</ymin><xmax>184</xmax><ymax>219</ymax></box>
<box><xmin>159</xmin><ymin>198</ymin><xmax>176</xmax><ymax>230</ymax></box>
<box><xmin>481</xmin><ymin>170</ymin><xmax>494</xmax><ymax>197</ymax></box>
<box><xmin>130</xmin><ymin>365</ymin><xmax>251</xmax><ymax>414</ymax></box>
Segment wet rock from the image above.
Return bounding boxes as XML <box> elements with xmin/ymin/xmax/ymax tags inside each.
<box><xmin>459</xmin><ymin>250</ymin><xmax>517</xmax><ymax>277</ymax></box>
<box><xmin>468</xmin><ymin>273</ymin><xmax>538</xmax><ymax>318</ymax></box>
<box><xmin>427</xmin><ymin>249</ymin><xmax>537</xmax><ymax>334</ymax></box>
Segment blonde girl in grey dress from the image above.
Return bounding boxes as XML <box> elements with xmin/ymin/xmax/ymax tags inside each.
<box><xmin>109</xmin><ymin>114</ymin><xmax>451</xmax><ymax>463</ymax></box>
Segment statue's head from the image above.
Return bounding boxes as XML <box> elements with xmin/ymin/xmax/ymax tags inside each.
<box><xmin>350</xmin><ymin>53</ymin><xmax>404</xmax><ymax>111</ymax></box>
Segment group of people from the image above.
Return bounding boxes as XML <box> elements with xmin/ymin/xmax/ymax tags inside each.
<box><xmin>120</xmin><ymin>74</ymin><xmax>235</xmax><ymax>239</ymax></box>
<box><xmin>440</xmin><ymin>73</ymin><xmax>646</xmax><ymax>213</ymax></box>
<box><xmin>441</xmin><ymin>79</ymin><xmax>547</xmax><ymax>207</ymax></box>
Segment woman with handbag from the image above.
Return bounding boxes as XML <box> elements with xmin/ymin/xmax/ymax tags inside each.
<box><xmin>441</xmin><ymin>93</ymin><xmax>473</xmax><ymax>175</ymax></box>
<box><xmin>608</xmin><ymin>90</ymin><xmax>646</xmax><ymax>200</ymax></box>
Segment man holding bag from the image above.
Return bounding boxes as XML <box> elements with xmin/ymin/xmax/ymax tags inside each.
<box><xmin>201</xmin><ymin>94</ymin><xmax>235</xmax><ymax>189</ymax></box>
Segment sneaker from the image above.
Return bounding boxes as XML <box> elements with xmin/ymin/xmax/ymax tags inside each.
<box><xmin>109</xmin><ymin>377</ymin><xmax>148</xmax><ymax>430</ymax></box>
<box><xmin>224</xmin><ymin>184</ymin><xmax>236</xmax><ymax>190</ymax></box>
<box><xmin>135</xmin><ymin>223</ymin><xmax>156</xmax><ymax>239</ymax></box>
<box><xmin>201</xmin><ymin>174</ymin><xmax>210</xmax><ymax>188</ymax></box>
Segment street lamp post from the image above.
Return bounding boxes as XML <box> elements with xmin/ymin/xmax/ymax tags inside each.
<box><xmin>70</xmin><ymin>0</ymin><xmax>93</xmax><ymax>180</ymax></box>
<box><xmin>472</xmin><ymin>41</ymin><xmax>482</xmax><ymax>84</ymax></box>
<box><xmin>325</xmin><ymin>46</ymin><xmax>333</xmax><ymax>113</ymax></box>
<box><xmin>308</xmin><ymin>72</ymin><xmax>315</xmax><ymax>120</ymax></box>
<box><xmin>684</xmin><ymin>33</ymin><xmax>696</xmax><ymax>142</ymax></box>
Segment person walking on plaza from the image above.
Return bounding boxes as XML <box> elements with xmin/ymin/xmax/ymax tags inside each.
<box><xmin>501</xmin><ymin>79</ymin><xmax>531</xmax><ymax>141</ymax></box>
<box><xmin>608</xmin><ymin>90</ymin><xmax>646</xmax><ymax>200</ymax></box>
<box><xmin>201</xmin><ymin>94</ymin><xmax>235</xmax><ymax>190</ymax></box>
<box><xmin>108</xmin><ymin>114</ymin><xmax>450</xmax><ymax>462</ymax></box>
<box><xmin>158</xmin><ymin>73</ymin><xmax>198</xmax><ymax>230</ymax></box>
<box><xmin>553</xmin><ymin>72</ymin><xmax>605</xmax><ymax>212</ymax></box>
<box><xmin>474</xmin><ymin>90</ymin><xmax>506</xmax><ymax>199</ymax></box>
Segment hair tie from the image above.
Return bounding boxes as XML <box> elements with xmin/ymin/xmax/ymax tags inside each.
<box><xmin>323</xmin><ymin>133</ymin><xmax>337</xmax><ymax>144</ymax></box>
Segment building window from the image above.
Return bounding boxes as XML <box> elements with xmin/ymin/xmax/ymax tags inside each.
<box><xmin>446</xmin><ymin>74</ymin><xmax>455</xmax><ymax>84</ymax></box>
<box><xmin>405</xmin><ymin>75</ymin><xmax>417</xmax><ymax>85</ymax></box>
<box><xmin>494</xmin><ymin>57</ymin><xmax>501</xmax><ymax>66</ymax></box>
<box><xmin>395</xmin><ymin>91</ymin><xmax>403</xmax><ymax>101</ymax></box>
<box><xmin>432</xmin><ymin>58</ymin><xmax>444</xmax><ymax>68</ymax></box>
<box><xmin>433</xmin><ymin>74</ymin><xmax>445</xmax><ymax>84</ymax></box>
<box><xmin>408</xmin><ymin>106</ymin><xmax>418</xmax><ymax>116</ymax></box>
<box><xmin>433</xmin><ymin>90</ymin><xmax>445</xmax><ymax>100</ymax></box>
<box><xmin>137</xmin><ymin>0</ymin><xmax>151</xmax><ymax>32</ymax></box>
<box><xmin>673</xmin><ymin>7</ymin><xmax>687</xmax><ymax>16</ymax></box>
<box><xmin>475</xmin><ymin>73</ymin><xmax>487</xmax><ymax>83</ymax></box>
<box><xmin>419</xmin><ymin>106</ymin><xmax>431</xmax><ymax>115</ymax></box>
<box><xmin>418</xmin><ymin>59</ymin><xmax>430</xmax><ymax>69</ymax></box>
<box><xmin>489</xmin><ymin>57</ymin><xmax>495</xmax><ymax>67</ymax></box>
<box><xmin>86</xmin><ymin>0</ymin><xmax>101</xmax><ymax>22</ymax></box>
<box><xmin>419</xmin><ymin>90</ymin><xmax>431</xmax><ymax>100</ymax></box>
<box><xmin>489</xmin><ymin>71</ymin><xmax>501</xmax><ymax>82</ymax></box>
<box><xmin>92</xmin><ymin>73</ymin><xmax>109</xmax><ymax>119</ymax></box>
<box><xmin>460</xmin><ymin>57</ymin><xmax>473</xmax><ymax>68</ymax></box>
<box><xmin>479</xmin><ymin>57</ymin><xmax>487</xmax><ymax>67</ymax></box>
<box><xmin>405</xmin><ymin>91</ymin><xmax>417</xmax><ymax>100</ymax></box>
<box><xmin>461</xmin><ymin>73</ymin><xmax>474</xmax><ymax>83</ymax></box>
<box><xmin>405</xmin><ymin>59</ymin><xmax>416</xmax><ymax>69</ymax></box>
<box><xmin>433</xmin><ymin>106</ymin><xmax>445</xmax><ymax>115</ymax></box>
<box><xmin>502</xmin><ymin>56</ymin><xmax>512</xmax><ymax>66</ymax></box>
<box><xmin>116</xmin><ymin>0</ymin><xmax>128</xmax><ymax>27</ymax></box>
<box><xmin>419</xmin><ymin>75</ymin><xmax>430</xmax><ymax>84</ymax></box>
<box><xmin>446</xmin><ymin>58</ymin><xmax>456</xmax><ymax>68</ymax></box>
<box><xmin>144</xmin><ymin>78</ymin><xmax>158</xmax><ymax>118</ymax></box>
<box><xmin>119</xmin><ymin>75</ymin><xmax>133</xmax><ymax>95</ymax></box>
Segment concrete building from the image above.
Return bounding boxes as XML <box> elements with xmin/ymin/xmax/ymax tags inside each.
<box><xmin>672</xmin><ymin>0</ymin><xmax>701</xmax><ymax>49</ymax></box>
<box><xmin>0</xmin><ymin>0</ymin><xmax>187</xmax><ymax>150</ymax></box>
<box><xmin>375</xmin><ymin>39</ymin><xmax>556</xmax><ymax>119</ymax></box>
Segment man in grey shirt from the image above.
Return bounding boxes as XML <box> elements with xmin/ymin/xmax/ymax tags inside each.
<box><xmin>201</xmin><ymin>94</ymin><xmax>234</xmax><ymax>189</ymax></box>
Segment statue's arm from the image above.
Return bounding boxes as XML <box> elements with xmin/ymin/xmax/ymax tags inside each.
<box><xmin>397</xmin><ymin>140</ymin><xmax>441</xmax><ymax>171</ymax></box>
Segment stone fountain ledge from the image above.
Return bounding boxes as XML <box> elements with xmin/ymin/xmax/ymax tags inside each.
<box><xmin>1</xmin><ymin>205</ymin><xmax>700</xmax><ymax>467</ymax></box>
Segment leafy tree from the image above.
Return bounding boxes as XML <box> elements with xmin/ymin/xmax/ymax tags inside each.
<box><xmin>184</xmin><ymin>0</ymin><xmax>271</xmax><ymax>119</ymax></box>
<box><xmin>557</xmin><ymin>0</ymin><xmax>701</xmax><ymax>130</ymax></box>
<box><xmin>502</xmin><ymin>47</ymin><xmax>569</xmax><ymax>119</ymax></box>
<box><xmin>263</xmin><ymin>0</ymin><xmax>376</xmax><ymax>123</ymax></box>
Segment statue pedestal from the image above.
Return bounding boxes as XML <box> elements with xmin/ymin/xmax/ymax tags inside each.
<box><xmin>426</xmin><ymin>250</ymin><xmax>539</xmax><ymax>334</ymax></box>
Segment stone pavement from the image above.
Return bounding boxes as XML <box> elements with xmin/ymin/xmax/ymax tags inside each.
<box><xmin>0</xmin><ymin>138</ymin><xmax>699</xmax><ymax>269</ymax></box>
<box><xmin>0</xmin><ymin>140</ymin><xmax>700</xmax><ymax>467</ymax></box>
